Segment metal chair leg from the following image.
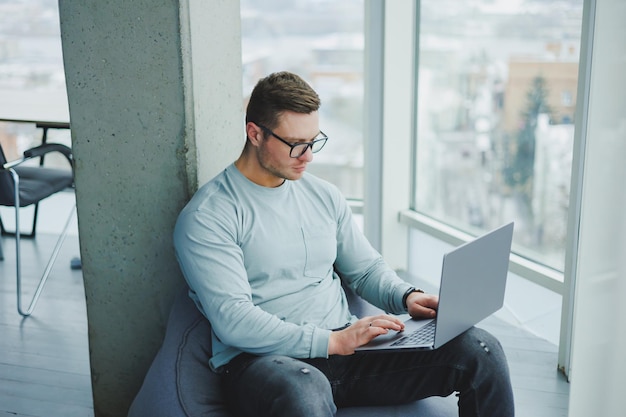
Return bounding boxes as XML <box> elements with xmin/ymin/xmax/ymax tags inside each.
<box><xmin>9</xmin><ymin>168</ymin><xmax>76</xmax><ymax>317</ymax></box>
<box><xmin>1</xmin><ymin>203</ymin><xmax>40</xmax><ymax>238</ymax></box>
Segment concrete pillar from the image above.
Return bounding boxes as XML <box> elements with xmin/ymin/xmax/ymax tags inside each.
<box><xmin>58</xmin><ymin>1</ymin><xmax>242</xmax><ymax>415</ymax></box>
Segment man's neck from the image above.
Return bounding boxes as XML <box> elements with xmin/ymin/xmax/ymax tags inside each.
<box><xmin>234</xmin><ymin>154</ymin><xmax>285</xmax><ymax>188</ymax></box>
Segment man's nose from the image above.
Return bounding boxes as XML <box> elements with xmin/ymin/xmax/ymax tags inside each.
<box><xmin>298</xmin><ymin>145</ymin><xmax>314</xmax><ymax>162</ymax></box>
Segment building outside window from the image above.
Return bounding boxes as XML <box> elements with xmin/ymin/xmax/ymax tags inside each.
<box><xmin>0</xmin><ymin>0</ymin><xmax>69</xmax><ymax>164</ymax></box>
<box><xmin>240</xmin><ymin>0</ymin><xmax>365</xmax><ymax>201</ymax></box>
<box><xmin>413</xmin><ymin>0</ymin><xmax>583</xmax><ymax>272</ymax></box>
<box><xmin>0</xmin><ymin>0</ymin><xmax>71</xmax><ymax>232</ymax></box>
<box><xmin>2</xmin><ymin>0</ymin><xmax>584</xmax><ymax>277</ymax></box>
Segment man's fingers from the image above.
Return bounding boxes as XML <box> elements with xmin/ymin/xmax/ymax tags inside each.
<box><xmin>367</xmin><ymin>316</ymin><xmax>404</xmax><ymax>331</ymax></box>
<box><xmin>406</xmin><ymin>293</ymin><xmax>439</xmax><ymax>319</ymax></box>
<box><xmin>410</xmin><ymin>304</ymin><xmax>437</xmax><ymax>319</ymax></box>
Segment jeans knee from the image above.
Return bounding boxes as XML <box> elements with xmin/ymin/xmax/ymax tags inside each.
<box><xmin>454</xmin><ymin>328</ymin><xmax>515</xmax><ymax>415</ymax></box>
<box><xmin>459</xmin><ymin>327</ymin><xmax>510</xmax><ymax>377</ymax></box>
<box><xmin>256</xmin><ymin>356</ymin><xmax>336</xmax><ymax>416</ymax></box>
<box><xmin>276</xmin><ymin>357</ymin><xmax>330</xmax><ymax>394</ymax></box>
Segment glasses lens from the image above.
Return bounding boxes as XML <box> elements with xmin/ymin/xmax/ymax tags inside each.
<box><xmin>288</xmin><ymin>133</ymin><xmax>328</xmax><ymax>158</ymax></box>
<box><xmin>290</xmin><ymin>143</ymin><xmax>309</xmax><ymax>158</ymax></box>
<box><xmin>311</xmin><ymin>137</ymin><xmax>327</xmax><ymax>153</ymax></box>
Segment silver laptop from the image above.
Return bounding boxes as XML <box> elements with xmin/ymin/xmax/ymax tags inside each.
<box><xmin>356</xmin><ymin>222</ymin><xmax>514</xmax><ymax>352</ymax></box>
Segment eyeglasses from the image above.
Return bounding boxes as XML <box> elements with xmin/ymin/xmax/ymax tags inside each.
<box><xmin>257</xmin><ymin>124</ymin><xmax>328</xmax><ymax>158</ymax></box>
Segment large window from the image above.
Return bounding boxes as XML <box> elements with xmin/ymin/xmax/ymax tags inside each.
<box><xmin>240</xmin><ymin>0</ymin><xmax>365</xmax><ymax>200</ymax></box>
<box><xmin>413</xmin><ymin>0</ymin><xmax>583</xmax><ymax>271</ymax></box>
<box><xmin>0</xmin><ymin>0</ymin><xmax>69</xmax><ymax>162</ymax></box>
<box><xmin>0</xmin><ymin>0</ymin><xmax>71</xmax><ymax>233</ymax></box>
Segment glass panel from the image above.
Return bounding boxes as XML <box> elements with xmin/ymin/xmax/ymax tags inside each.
<box><xmin>0</xmin><ymin>0</ymin><xmax>70</xmax><ymax>166</ymax></box>
<box><xmin>414</xmin><ymin>0</ymin><xmax>583</xmax><ymax>271</ymax></box>
<box><xmin>240</xmin><ymin>0</ymin><xmax>365</xmax><ymax>199</ymax></box>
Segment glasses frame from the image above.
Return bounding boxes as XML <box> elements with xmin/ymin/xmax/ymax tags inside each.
<box><xmin>256</xmin><ymin>123</ymin><xmax>328</xmax><ymax>158</ymax></box>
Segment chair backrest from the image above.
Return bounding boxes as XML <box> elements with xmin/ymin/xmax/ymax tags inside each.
<box><xmin>0</xmin><ymin>144</ymin><xmax>16</xmax><ymax>206</ymax></box>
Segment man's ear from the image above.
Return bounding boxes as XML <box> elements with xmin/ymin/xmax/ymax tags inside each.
<box><xmin>246</xmin><ymin>122</ymin><xmax>263</xmax><ymax>147</ymax></box>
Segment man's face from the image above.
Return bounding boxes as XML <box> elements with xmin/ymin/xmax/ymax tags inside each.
<box><xmin>255</xmin><ymin>110</ymin><xmax>321</xmax><ymax>184</ymax></box>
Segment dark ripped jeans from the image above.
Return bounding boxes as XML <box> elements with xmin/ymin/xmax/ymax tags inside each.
<box><xmin>221</xmin><ymin>327</ymin><xmax>514</xmax><ymax>417</ymax></box>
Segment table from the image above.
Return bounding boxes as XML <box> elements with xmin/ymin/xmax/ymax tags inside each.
<box><xmin>0</xmin><ymin>89</ymin><xmax>71</xmax><ymax>161</ymax></box>
<box><xmin>0</xmin><ymin>89</ymin><xmax>70</xmax><ymax>126</ymax></box>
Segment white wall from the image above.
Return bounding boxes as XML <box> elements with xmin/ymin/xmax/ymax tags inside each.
<box><xmin>181</xmin><ymin>0</ymin><xmax>243</xmax><ymax>193</ymax></box>
<box><xmin>567</xmin><ymin>0</ymin><xmax>626</xmax><ymax>415</ymax></box>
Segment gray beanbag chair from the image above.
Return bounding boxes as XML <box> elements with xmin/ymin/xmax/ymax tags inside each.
<box><xmin>127</xmin><ymin>287</ymin><xmax>457</xmax><ymax>417</ymax></box>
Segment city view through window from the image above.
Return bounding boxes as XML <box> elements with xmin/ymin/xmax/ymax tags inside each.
<box><xmin>0</xmin><ymin>0</ymin><xmax>69</xmax><ymax>165</ymax></box>
<box><xmin>414</xmin><ymin>0</ymin><xmax>583</xmax><ymax>271</ymax></box>
<box><xmin>1</xmin><ymin>0</ymin><xmax>583</xmax><ymax>273</ymax></box>
<box><xmin>241</xmin><ymin>0</ymin><xmax>365</xmax><ymax>200</ymax></box>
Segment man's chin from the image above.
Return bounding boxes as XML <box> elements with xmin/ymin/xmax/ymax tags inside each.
<box><xmin>287</xmin><ymin>167</ymin><xmax>306</xmax><ymax>180</ymax></box>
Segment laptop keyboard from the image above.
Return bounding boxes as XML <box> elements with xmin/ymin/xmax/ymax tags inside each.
<box><xmin>390</xmin><ymin>321</ymin><xmax>436</xmax><ymax>347</ymax></box>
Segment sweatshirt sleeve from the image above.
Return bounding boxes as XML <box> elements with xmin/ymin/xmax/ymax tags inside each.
<box><xmin>173</xmin><ymin>202</ymin><xmax>331</xmax><ymax>365</ymax></box>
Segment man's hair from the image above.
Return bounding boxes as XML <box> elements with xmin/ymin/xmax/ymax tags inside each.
<box><xmin>246</xmin><ymin>71</ymin><xmax>321</xmax><ymax>129</ymax></box>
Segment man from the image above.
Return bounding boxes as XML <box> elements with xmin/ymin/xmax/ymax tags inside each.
<box><xmin>174</xmin><ymin>71</ymin><xmax>514</xmax><ymax>417</ymax></box>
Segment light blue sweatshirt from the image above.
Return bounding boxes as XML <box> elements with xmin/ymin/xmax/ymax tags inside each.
<box><xmin>173</xmin><ymin>163</ymin><xmax>412</xmax><ymax>370</ymax></box>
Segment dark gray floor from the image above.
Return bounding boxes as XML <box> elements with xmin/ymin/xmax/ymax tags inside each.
<box><xmin>0</xmin><ymin>231</ymin><xmax>569</xmax><ymax>417</ymax></box>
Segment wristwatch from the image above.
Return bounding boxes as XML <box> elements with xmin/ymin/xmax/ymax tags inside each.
<box><xmin>402</xmin><ymin>286</ymin><xmax>424</xmax><ymax>311</ymax></box>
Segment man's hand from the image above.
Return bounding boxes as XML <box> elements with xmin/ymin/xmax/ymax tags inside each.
<box><xmin>406</xmin><ymin>291</ymin><xmax>438</xmax><ymax>319</ymax></box>
<box><xmin>328</xmin><ymin>315</ymin><xmax>405</xmax><ymax>355</ymax></box>
<box><xmin>327</xmin><ymin>292</ymin><xmax>439</xmax><ymax>356</ymax></box>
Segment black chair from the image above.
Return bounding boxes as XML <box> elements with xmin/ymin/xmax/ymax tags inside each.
<box><xmin>0</xmin><ymin>142</ymin><xmax>75</xmax><ymax>316</ymax></box>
